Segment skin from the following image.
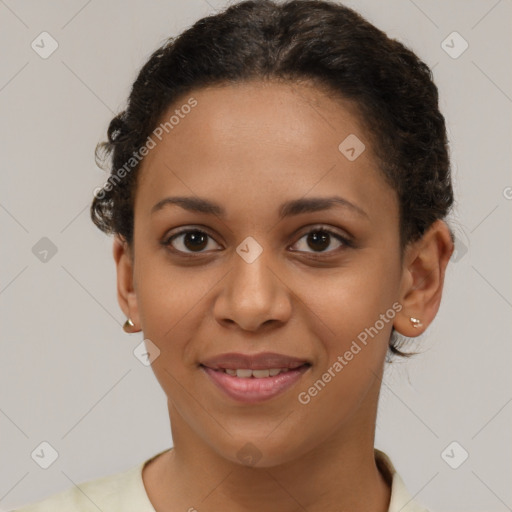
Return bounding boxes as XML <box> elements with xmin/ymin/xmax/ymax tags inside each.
<box><xmin>113</xmin><ymin>80</ymin><xmax>454</xmax><ymax>512</ymax></box>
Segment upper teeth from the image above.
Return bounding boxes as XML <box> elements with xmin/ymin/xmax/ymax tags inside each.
<box><xmin>223</xmin><ymin>368</ymin><xmax>290</xmax><ymax>378</ymax></box>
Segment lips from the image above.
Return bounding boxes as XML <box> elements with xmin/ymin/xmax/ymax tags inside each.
<box><xmin>200</xmin><ymin>351</ymin><xmax>311</xmax><ymax>371</ymax></box>
<box><xmin>200</xmin><ymin>352</ymin><xmax>312</xmax><ymax>403</ymax></box>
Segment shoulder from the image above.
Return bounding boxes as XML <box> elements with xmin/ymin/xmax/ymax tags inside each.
<box><xmin>375</xmin><ymin>448</ymin><xmax>432</xmax><ymax>512</ymax></box>
<box><xmin>10</xmin><ymin>452</ymin><xmax>165</xmax><ymax>512</ymax></box>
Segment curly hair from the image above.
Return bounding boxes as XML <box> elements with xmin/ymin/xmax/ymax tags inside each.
<box><xmin>91</xmin><ymin>0</ymin><xmax>454</xmax><ymax>358</ymax></box>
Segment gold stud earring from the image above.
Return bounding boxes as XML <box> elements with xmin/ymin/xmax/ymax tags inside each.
<box><xmin>410</xmin><ymin>317</ymin><xmax>423</xmax><ymax>328</ymax></box>
<box><xmin>123</xmin><ymin>318</ymin><xmax>136</xmax><ymax>333</ymax></box>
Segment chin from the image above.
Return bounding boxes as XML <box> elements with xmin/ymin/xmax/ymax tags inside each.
<box><xmin>210</xmin><ymin>431</ymin><xmax>310</xmax><ymax>469</ymax></box>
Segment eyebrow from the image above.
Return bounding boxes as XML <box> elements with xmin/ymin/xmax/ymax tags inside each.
<box><xmin>150</xmin><ymin>195</ymin><xmax>368</xmax><ymax>220</ymax></box>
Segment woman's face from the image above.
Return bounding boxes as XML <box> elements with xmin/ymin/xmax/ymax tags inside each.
<box><xmin>118</xmin><ymin>80</ymin><xmax>408</xmax><ymax>466</ymax></box>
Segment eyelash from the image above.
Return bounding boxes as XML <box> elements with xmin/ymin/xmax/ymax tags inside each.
<box><xmin>161</xmin><ymin>225</ymin><xmax>354</xmax><ymax>258</ymax></box>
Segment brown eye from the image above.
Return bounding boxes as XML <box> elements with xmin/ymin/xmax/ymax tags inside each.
<box><xmin>291</xmin><ymin>227</ymin><xmax>351</xmax><ymax>254</ymax></box>
<box><xmin>306</xmin><ymin>230</ymin><xmax>331</xmax><ymax>252</ymax></box>
<box><xmin>164</xmin><ymin>229</ymin><xmax>220</xmax><ymax>254</ymax></box>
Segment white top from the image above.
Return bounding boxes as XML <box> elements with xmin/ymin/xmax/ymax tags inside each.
<box><xmin>12</xmin><ymin>448</ymin><xmax>430</xmax><ymax>511</ymax></box>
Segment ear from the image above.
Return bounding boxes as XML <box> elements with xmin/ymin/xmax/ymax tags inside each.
<box><xmin>112</xmin><ymin>235</ymin><xmax>141</xmax><ymax>330</ymax></box>
<box><xmin>394</xmin><ymin>220</ymin><xmax>454</xmax><ymax>337</ymax></box>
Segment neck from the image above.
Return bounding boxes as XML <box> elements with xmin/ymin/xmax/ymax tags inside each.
<box><xmin>144</xmin><ymin>391</ymin><xmax>391</xmax><ymax>512</ymax></box>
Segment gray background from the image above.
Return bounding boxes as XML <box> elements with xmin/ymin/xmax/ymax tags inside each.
<box><xmin>1</xmin><ymin>1</ymin><xmax>511</xmax><ymax>511</ymax></box>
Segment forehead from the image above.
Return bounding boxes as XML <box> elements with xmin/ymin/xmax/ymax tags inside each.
<box><xmin>135</xmin><ymin>80</ymin><xmax>395</xmax><ymax>222</ymax></box>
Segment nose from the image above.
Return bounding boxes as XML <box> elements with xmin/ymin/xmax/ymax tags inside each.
<box><xmin>213</xmin><ymin>248</ymin><xmax>292</xmax><ymax>332</ymax></box>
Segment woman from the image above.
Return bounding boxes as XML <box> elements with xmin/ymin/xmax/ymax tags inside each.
<box><xmin>14</xmin><ymin>0</ymin><xmax>453</xmax><ymax>510</ymax></box>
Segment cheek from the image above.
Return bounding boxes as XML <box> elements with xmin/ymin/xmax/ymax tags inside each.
<box><xmin>134</xmin><ymin>250</ymin><xmax>211</xmax><ymax>335</ymax></box>
<box><xmin>307</xmin><ymin>256</ymin><xmax>400</xmax><ymax>352</ymax></box>
<box><xmin>292</xmin><ymin>269</ymin><xmax>398</xmax><ymax>442</ymax></box>
<box><xmin>132</xmin><ymin>258</ymin><xmax>206</xmax><ymax>378</ymax></box>
<box><xmin>307</xmin><ymin>300</ymin><xmax>390</xmax><ymax>398</ymax></box>
<box><xmin>133</xmin><ymin>261</ymin><xmax>210</xmax><ymax>401</ymax></box>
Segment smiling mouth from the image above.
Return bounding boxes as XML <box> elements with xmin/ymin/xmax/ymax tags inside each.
<box><xmin>199</xmin><ymin>362</ymin><xmax>312</xmax><ymax>403</ymax></box>
<box><xmin>200</xmin><ymin>364</ymin><xmax>311</xmax><ymax>378</ymax></box>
